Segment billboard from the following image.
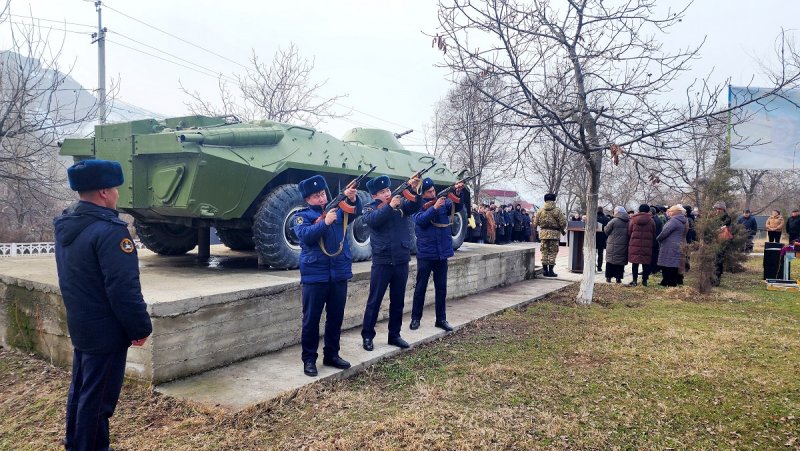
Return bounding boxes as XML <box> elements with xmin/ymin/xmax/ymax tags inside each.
<box><xmin>728</xmin><ymin>86</ymin><xmax>800</xmax><ymax>170</ymax></box>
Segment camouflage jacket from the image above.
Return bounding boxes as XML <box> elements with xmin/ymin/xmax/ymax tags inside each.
<box><xmin>535</xmin><ymin>201</ymin><xmax>567</xmax><ymax>240</ymax></box>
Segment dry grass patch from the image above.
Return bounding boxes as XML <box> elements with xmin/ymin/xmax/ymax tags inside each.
<box><xmin>1</xmin><ymin>256</ymin><xmax>799</xmax><ymax>449</ymax></box>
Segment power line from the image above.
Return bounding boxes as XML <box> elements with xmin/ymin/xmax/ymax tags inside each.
<box><xmin>103</xmin><ymin>2</ymin><xmax>249</xmax><ymax>70</ymax></box>
<box><xmin>96</xmin><ymin>3</ymin><xmax>423</xmax><ymax>133</ymax></box>
<box><xmin>105</xmin><ymin>38</ymin><xmax>230</xmax><ymax>81</ymax></box>
<box><xmin>7</xmin><ymin>13</ymin><xmax>95</xmax><ymax>29</ymax></box>
<box><xmin>110</xmin><ymin>30</ymin><xmax>238</xmax><ymax>84</ymax></box>
<box><xmin>6</xmin><ymin>20</ymin><xmax>93</xmax><ymax>35</ymax></box>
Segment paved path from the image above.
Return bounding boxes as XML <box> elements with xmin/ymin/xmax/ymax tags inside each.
<box><xmin>154</xmin><ymin>241</ymin><xmax>651</xmax><ymax>411</ymax></box>
<box><xmin>156</xmin><ymin>276</ymin><xmax>571</xmax><ymax>411</ymax></box>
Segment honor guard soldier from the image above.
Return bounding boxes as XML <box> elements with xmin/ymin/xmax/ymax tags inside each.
<box><xmin>409</xmin><ymin>177</ymin><xmax>465</xmax><ymax>332</ymax></box>
<box><xmin>293</xmin><ymin>175</ymin><xmax>361</xmax><ymax>377</ymax></box>
<box><xmin>360</xmin><ymin>174</ymin><xmax>421</xmax><ymax>351</ymax></box>
<box><xmin>535</xmin><ymin>193</ymin><xmax>567</xmax><ymax>277</ymax></box>
<box><xmin>54</xmin><ymin>159</ymin><xmax>153</xmax><ymax>451</ymax></box>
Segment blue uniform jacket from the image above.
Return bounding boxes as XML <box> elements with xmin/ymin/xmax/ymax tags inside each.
<box><xmin>413</xmin><ymin>193</ymin><xmax>464</xmax><ymax>260</ymax></box>
<box><xmin>53</xmin><ymin>201</ymin><xmax>153</xmax><ymax>354</ymax></box>
<box><xmin>362</xmin><ymin>191</ymin><xmax>421</xmax><ymax>265</ymax></box>
<box><xmin>293</xmin><ymin>198</ymin><xmax>362</xmax><ymax>284</ymax></box>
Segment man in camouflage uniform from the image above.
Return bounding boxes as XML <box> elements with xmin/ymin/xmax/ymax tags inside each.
<box><xmin>535</xmin><ymin>193</ymin><xmax>567</xmax><ymax>277</ymax></box>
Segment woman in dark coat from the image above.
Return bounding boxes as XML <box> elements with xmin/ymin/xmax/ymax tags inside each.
<box><xmin>596</xmin><ymin>207</ymin><xmax>610</xmax><ymax>272</ymax></box>
<box><xmin>604</xmin><ymin>207</ymin><xmax>630</xmax><ymax>283</ymax></box>
<box><xmin>657</xmin><ymin>205</ymin><xmax>689</xmax><ymax>287</ymax></box>
<box><xmin>627</xmin><ymin>204</ymin><xmax>656</xmax><ymax>286</ymax></box>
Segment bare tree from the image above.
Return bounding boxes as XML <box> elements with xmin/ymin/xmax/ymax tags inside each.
<box><xmin>427</xmin><ymin>75</ymin><xmax>516</xmax><ymax>198</ymax></box>
<box><xmin>181</xmin><ymin>43</ymin><xmax>346</xmax><ymax>127</ymax></box>
<box><xmin>0</xmin><ymin>3</ymin><xmax>102</xmax><ymax>241</ymax></box>
<box><xmin>523</xmin><ymin>135</ymin><xmax>574</xmax><ymax>198</ymax></box>
<box><xmin>434</xmin><ymin>0</ymin><xmax>800</xmax><ymax>304</ymax></box>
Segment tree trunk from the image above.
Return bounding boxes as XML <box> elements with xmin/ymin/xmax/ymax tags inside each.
<box><xmin>576</xmin><ymin>150</ymin><xmax>602</xmax><ymax>305</ymax></box>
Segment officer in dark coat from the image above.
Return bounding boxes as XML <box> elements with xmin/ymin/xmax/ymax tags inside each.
<box><xmin>496</xmin><ymin>204</ymin><xmax>507</xmax><ymax>244</ymax></box>
<box><xmin>596</xmin><ymin>207</ymin><xmax>610</xmax><ymax>271</ymax></box>
<box><xmin>292</xmin><ymin>175</ymin><xmax>362</xmax><ymax>377</ymax></box>
<box><xmin>410</xmin><ymin>178</ymin><xmax>464</xmax><ymax>331</ymax></box>
<box><xmin>512</xmin><ymin>204</ymin><xmax>524</xmax><ymax>242</ymax></box>
<box><xmin>522</xmin><ymin>209</ymin><xmax>532</xmax><ymax>242</ymax></box>
<box><xmin>504</xmin><ymin>205</ymin><xmax>514</xmax><ymax>243</ymax></box>
<box><xmin>54</xmin><ymin>159</ymin><xmax>153</xmax><ymax>451</ymax></box>
<box><xmin>361</xmin><ymin>174</ymin><xmax>421</xmax><ymax>351</ymax></box>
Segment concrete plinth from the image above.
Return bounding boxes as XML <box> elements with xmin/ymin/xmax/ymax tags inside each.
<box><xmin>0</xmin><ymin>243</ymin><xmax>536</xmax><ymax>384</ymax></box>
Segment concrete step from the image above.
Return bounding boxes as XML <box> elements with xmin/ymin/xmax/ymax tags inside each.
<box><xmin>155</xmin><ymin>277</ymin><xmax>571</xmax><ymax>411</ymax></box>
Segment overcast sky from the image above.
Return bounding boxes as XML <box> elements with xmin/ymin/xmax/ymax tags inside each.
<box><xmin>6</xmin><ymin>0</ymin><xmax>800</xmax><ymax>198</ymax></box>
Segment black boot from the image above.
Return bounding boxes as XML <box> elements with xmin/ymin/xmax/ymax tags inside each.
<box><xmin>549</xmin><ymin>265</ymin><xmax>558</xmax><ymax>277</ymax></box>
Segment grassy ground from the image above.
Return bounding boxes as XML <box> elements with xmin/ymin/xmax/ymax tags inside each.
<box><xmin>1</xmin><ymin>258</ymin><xmax>799</xmax><ymax>450</ymax></box>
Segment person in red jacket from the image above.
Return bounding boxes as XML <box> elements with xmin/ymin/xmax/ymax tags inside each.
<box><xmin>627</xmin><ymin>204</ymin><xmax>657</xmax><ymax>286</ymax></box>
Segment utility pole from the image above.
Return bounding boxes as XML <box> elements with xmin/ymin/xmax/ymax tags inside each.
<box><xmin>91</xmin><ymin>1</ymin><xmax>107</xmax><ymax>123</ymax></box>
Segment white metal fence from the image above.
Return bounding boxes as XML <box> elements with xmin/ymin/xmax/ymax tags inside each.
<box><xmin>0</xmin><ymin>240</ymin><xmax>145</xmax><ymax>257</ymax></box>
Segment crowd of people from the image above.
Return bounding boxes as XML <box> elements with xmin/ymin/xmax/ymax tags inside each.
<box><xmin>466</xmin><ymin>202</ymin><xmax>536</xmax><ymax>244</ymax></box>
<box><xmin>594</xmin><ymin>202</ymin><xmax>734</xmax><ymax>287</ymax></box>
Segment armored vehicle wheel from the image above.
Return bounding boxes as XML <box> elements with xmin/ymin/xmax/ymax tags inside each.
<box><xmin>451</xmin><ymin>210</ymin><xmax>468</xmax><ymax>250</ymax></box>
<box><xmin>348</xmin><ymin>190</ymin><xmax>372</xmax><ymax>262</ymax></box>
<box><xmin>215</xmin><ymin>227</ymin><xmax>255</xmax><ymax>251</ymax></box>
<box><xmin>253</xmin><ymin>184</ymin><xmax>306</xmax><ymax>269</ymax></box>
<box><xmin>134</xmin><ymin>220</ymin><xmax>198</xmax><ymax>255</ymax></box>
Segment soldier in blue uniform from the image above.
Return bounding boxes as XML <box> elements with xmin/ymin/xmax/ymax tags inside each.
<box><xmin>410</xmin><ymin>178</ymin><xmax>464</xmax><ymax>332</ymax></box>
<box><xmin>292</xmin><ymin>175</ymin><xmax>362</xmax><ymax>377</ymax></box>
<box><xmin>54</xmin><ymin>159</ymin><xmax>153</xmax><ymax>451</ymax></box>
<box><xmin>360</xmin><ymin>174</ymin><xmax>421</xmax><ymax>351</ymax></box>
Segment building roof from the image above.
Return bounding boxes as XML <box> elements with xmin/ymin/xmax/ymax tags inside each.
<box><xmin>481</xmin><ymin>189</ymin><xmax>519</xmax><ymax>198</ymax></box>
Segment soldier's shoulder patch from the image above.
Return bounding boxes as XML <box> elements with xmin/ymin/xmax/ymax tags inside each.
<box><xmin>295</xmin><ymin>216</ymin><xmax>304</xmax><ymax>225</ymax></box>
<box><xmin>120</xmin><ymin>237</ymin><xmax>135</xmax><ymax>254</ymax></box>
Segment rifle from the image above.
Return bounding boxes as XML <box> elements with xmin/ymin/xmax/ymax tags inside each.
<box><xmin>390</xmin><ymin>159</ymin><xmax>437</xmax><ymax>197</ymax></box>
<box><xmin>435</xmin><ymin>174</ymin><xmax>479</xmax><ymax>200</ymax></box>
<box><xmin>318</xmin><ymin>165</ymin><xmax>376</xmax><ymax>220</ymax></box>
<box><xmin>422</xmin><ymin>173</ymin><xmax>479</xmax><ymax>211</ymax></box>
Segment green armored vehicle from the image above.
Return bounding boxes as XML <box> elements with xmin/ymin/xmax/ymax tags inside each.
<box><xmin>59</xmin><ymin>115</ymin><xmax>468</xmax><ymax>269</ymax></box>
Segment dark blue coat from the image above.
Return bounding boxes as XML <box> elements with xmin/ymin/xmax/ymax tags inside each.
<box><xmin>53</xmin><ymin>201</ymin><xmax>152</xmax><ymax>354</ymax></box>
<box><xmin>413</xmin><ymin>194</ymin><xmax>464</xmax><ymax>260</ymax></box>
<box><xmin>737</xmin><ymin>215</ymin><xmax>758</xmax><ymax>236</ymax></box>
<box><xmin>293</xmin><ymin>198</ymin><xmax>362</xmax><ymax>284</ymax></box>
<box><xmin>362</xmin><ymin>192</ymin><xmax>420</xmax><ymax>265</ymax></box>
<box><xmin>512</xmin><ymin>209</ymin><xmax>524</xmax><ymax>231</ymax></box>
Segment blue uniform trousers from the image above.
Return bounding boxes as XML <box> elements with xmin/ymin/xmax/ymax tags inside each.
<box><xmin>301</xmin><ymin>281</ymin><xmax>347</xmax><ymax>363</ymax></box>
<box><xmin>64</xmin><ymin>348</ymin><xmax>127</xmax><ymax>451</ymax></box>
<box><xmin>411</xmin><ymin>258</ymin><xmax>448</xmax><ymax>322</ymax></box>
<box><xmin>361</xmin><ymin>263</ymin><xmax>409</xmax><ymax>340</ymax></box>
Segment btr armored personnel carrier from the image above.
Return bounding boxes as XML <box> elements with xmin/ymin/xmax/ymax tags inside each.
<box><xmin>59</xmin><ymin>115</ymin><xmax>468</xmax><ymax>269</ymax></box>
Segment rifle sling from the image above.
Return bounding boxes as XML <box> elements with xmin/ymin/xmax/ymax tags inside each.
<box><xmin>319</xmin><ymin>212</ymin><xmax>350</xmax><ymax>257</ymax></box>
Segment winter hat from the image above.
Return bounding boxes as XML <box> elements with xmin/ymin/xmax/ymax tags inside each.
<box><xmin>421</xmin><ymin>177</ymin><xmax>435</xmax><ymax>193</ymax></box>
<box><xmin>638</xmin><ymin>203</ymin><xmax>650</xmax><ymax>213</ymax></box>
<box><xmin>67</xmin><ymin>159</ymin><xmax>124</xmax><ymax>192</ymax></box>
<box><xmin>712</xmin><ymin>201</ymin><xmax>726</xmax><ymax>210</ymax></box>
<box><xmin>544</xmin><ymin>193</ymin><xmax>556</xmax><ymax>202</ymax></box>
<box><xmin>366</xmin><ymin>175</ymin><xmax>391</xmax><ymax>195</ymax></box>
<box><xmin>298</xmin><ymin>175</ymin><xmax>327</xmax><ymax>199</ymax></box>
<box><xmin>668</xmin><ymin>204</ymin><xmax>686</xmax><ymax>215</ymax></box>
<box><xmin>615</xmin><ymin>206</ymin><xmax>626</xmax><ymax>215</ymax></box>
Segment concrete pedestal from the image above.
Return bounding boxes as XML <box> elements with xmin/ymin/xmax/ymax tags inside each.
<box><xmin>0</xmin><ymin>243</ymin><xmax>536</xmax><ymax>384</ymax></box>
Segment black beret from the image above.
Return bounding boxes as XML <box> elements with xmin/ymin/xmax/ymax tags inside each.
<box><xmin>544</xmin><ymin>193</ymin><xmax>556</xmax><ymax>202</ymax></box>
<box><xmin>366</xmin><ymin>175</ymin><xmax>391</xmax><ymax>195</ymax></box>
<box><xmin>67</xmin><ymin>159</ymin><xmax>124</xmax><ymax>192</ymax></box>
<box><xmin>421</xmin><ymin>177</ymin><xmax>435</xmax><ymax>193</ymax></box>
<box><xmin>298</xmin><ymin>175</ymin><xmax>327</xmax><ymax>199</ymax></box>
